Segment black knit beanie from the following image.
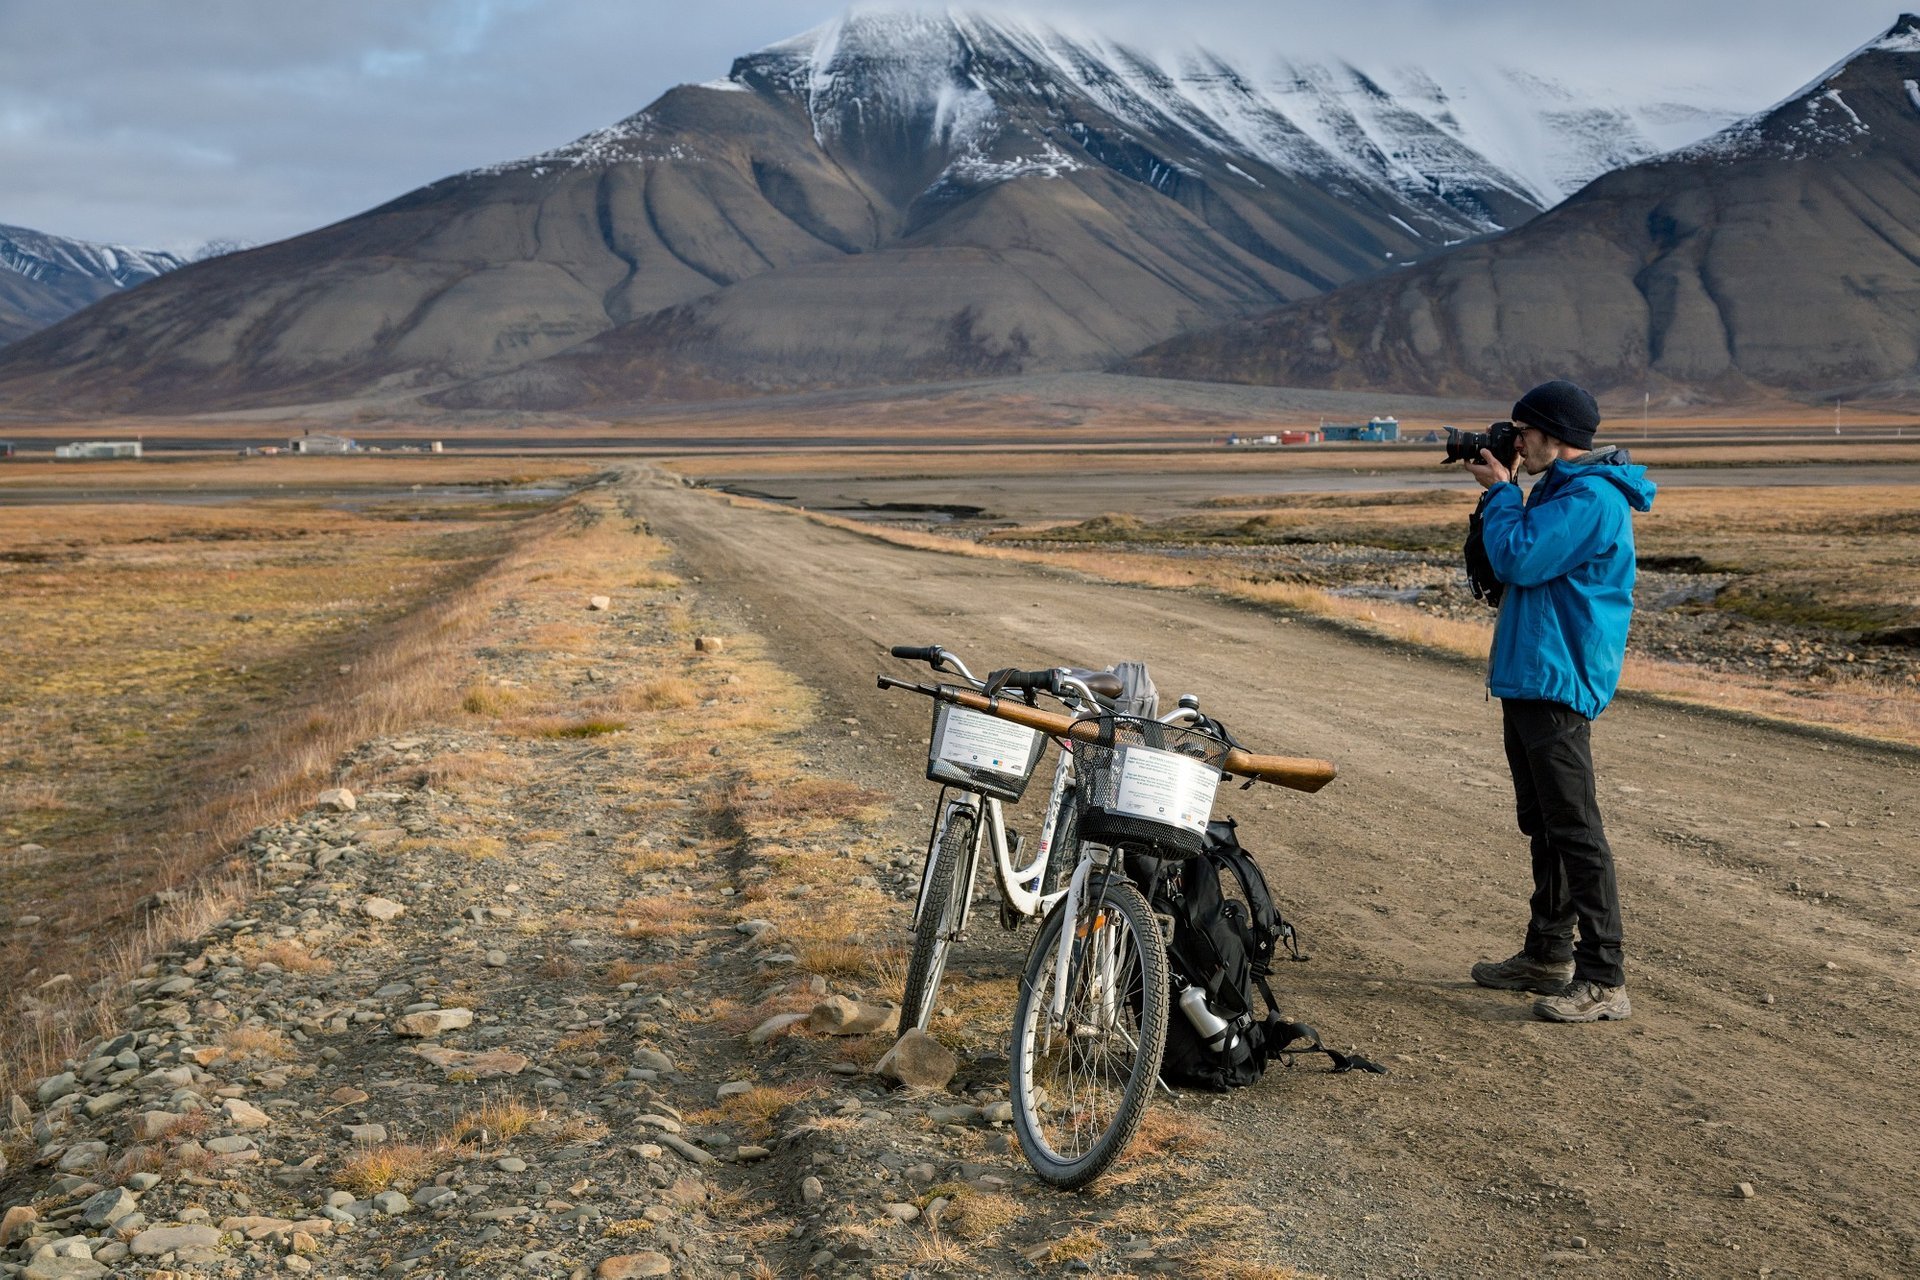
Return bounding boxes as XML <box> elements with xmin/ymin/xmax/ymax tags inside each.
<box><xmin>1512</xmin><ymin>380</ymin><xmax>1600</xmax><ymax>450</ymax></box>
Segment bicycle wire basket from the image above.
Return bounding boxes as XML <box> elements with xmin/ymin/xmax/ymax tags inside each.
<box><xmin>1072</xmin><ymin>714</ymin><xmax>1230</xmax><ymax>859</ymax></box>
<box><xmin>924</xmin><ymin>701</ymin><xmax>1048</xmax><ymax>802</ymax></box>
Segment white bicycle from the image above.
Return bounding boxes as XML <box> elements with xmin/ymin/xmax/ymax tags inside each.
<box><xmin>881</xmin><ymin>644</ymin><xmax>1153</xmax><ymax>1033</ymax></box>
<box><xmin>882</xmin><ymin>663</ymin><xmax>1337</xmax><ymax>1188</ymax></box>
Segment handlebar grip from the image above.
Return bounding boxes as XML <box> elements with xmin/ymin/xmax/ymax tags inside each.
<box><xmin>890</xmin><ymin>645</ymin><xmax>941</xmax><ymax>662</ymax></box>
<box><xmin>990</xmin><ymin>668</ymin><xmax>1057</xmax><ymax>692</ymax></box>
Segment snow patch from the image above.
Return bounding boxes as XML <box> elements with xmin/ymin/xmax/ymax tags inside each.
<box><xmin>1907</xmin><ymin>79</ymin><xmax>1920</xmax><ymax>112</ymax></box>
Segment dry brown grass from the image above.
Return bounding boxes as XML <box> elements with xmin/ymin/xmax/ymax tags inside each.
<box><xmin>553</xmin><ymin>1027</ymin><xmax>606</xmax><ymax>1055</ymax></box>
<box><xmin>919</xmin><ymin>1185</ymin><xmax>1024</xmax><ymax>1240</ymax></box>
<box><xmin>720</xmin><ymin>776</ymin><xmax>886</xmax><ymax>826</ymax></box>
<box><xmin>618</xmin><ymin>897</ymin><xmax>710</xmax><ymax>940</ymax></box>
<box><xmin>461</xmin><ymin>683</ymin><xmax>527</xmax><ymax>717</ymax></box>
<box><xmin>447</xmin><ymin>1095</ymin><xmax>543</xmax><ymax>1146</ymax></box>
<box><xmin>537</xmin><ymin>954</ymin><xmax>582</xmax><ymax>981</ymax></box>
<box><xmin>1125</xmin><ymin>1107</ymin><xmax>1217</xmax><ymax>1161</ymax></box>
<box><xmin>336</xmin><ymin>1142</ymin><xmax>445</xmax><ymax>1195</ymax></box>
<box><xmin>248</xmin><ymin>940</ymin><xmax>332</xmax><ymax>973</ymax></box>
<box><xmin>216</xmin><ymin>1026</ymin><xmax>295</xmax><ymax>1061</ymax></box>
<box><xmin>0</xmin><ymin>481</ymin><xmax>601</xmax><ymax>1097</ymax></box>
<box><xmin>527</xmin><ymin>716</ymin><xmax>629</xmax><ymax>739</ymax></box>
<box><xmin>613</xmin><ymin>676</ymin><xmax>704</xmax><ymax>712</ymax></box>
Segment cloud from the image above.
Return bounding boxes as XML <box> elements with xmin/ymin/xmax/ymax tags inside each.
<box><xmin>0</xmin><ymin>0</ymin><xmax>1902</xmax><ymax>251</ymax></box>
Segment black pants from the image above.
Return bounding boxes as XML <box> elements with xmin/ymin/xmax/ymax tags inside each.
<box><xmin>1501</xmin><ymin>699</ymin><xmax>1625</xmax><ymax>987</ymax></box>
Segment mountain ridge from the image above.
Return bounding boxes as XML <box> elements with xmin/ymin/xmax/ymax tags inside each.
<box><xmin>0</xmin><ymin>8</ymin><xmax>1743</xmax><ymax>412</ymax></box>
<box><xmin>1127</xmin><ymin>14</ymin><xmax>1920</xmax><ymax>403</ymax></box>
<box><xmin>0</xmin><ymin>223</ymin><xmax>184</xmax><ymax>346</ymax></box>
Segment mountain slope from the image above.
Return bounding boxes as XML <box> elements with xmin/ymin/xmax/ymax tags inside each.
<box><xmin>0</xmin><ymin>224</ymin><xmax>183</xmax><ymax>345</ymax></box>
<box><xmin>1129</xmin><ymin>16</ymin><xmax>1920</xmax><ymax>401</ymax></box>
<box><xmin>0</xmin><ymin>8</ymin><xmax>1737</xmax><ymax>412</ymax></box>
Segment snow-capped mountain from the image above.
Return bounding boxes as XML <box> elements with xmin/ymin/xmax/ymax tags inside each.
<box><xmin>1132</xmin><ymin>14</ymin><xmax>1920</xmax><ymax>401</ymax></box>
<box><xmin>0</xmin><ymin>8</ymin><xmax>1745</xmax><ymax>411</ymax></box>
<box><xmin>0</xmin><ymin>224</ymin><xmax>184</xmax><ymax>346</ymax></box>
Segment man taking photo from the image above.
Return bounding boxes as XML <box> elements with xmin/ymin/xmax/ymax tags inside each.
<box><xmin>1462</xmin><ymin>379</ymin><xmax>1656</xmax><ymax>1022</ymax></box>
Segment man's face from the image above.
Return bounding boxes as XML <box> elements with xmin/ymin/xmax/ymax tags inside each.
<box><xmin>1517</xmin><ymin>424</ymin><xmax>1560</xmax><ymax>475</ymax></box>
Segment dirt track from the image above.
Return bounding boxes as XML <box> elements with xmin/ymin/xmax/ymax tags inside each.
<box><xmin>636</xmin><ymin>471</ymin><xmax>1919</xmax><ymax>1279</ymax></box>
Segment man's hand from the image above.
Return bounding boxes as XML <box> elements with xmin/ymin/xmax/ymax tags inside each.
<box><xmin>1465</xmin><ymin>448</ymin><xmax>1512</xmax><ymax>490</ymax></box>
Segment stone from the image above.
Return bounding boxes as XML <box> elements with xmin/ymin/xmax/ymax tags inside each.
<box><xmin>1737</xmin><ymin>1182</ymin><xmax>1756</xmax><ymax>1198</ymax></box>
<box><xmin>290</xmin><ymin>1229</ymin><xmax>319</xmax><ymax>1254</ymax></box>
<box><xmin>81</xmin><ymin>1090</ymin><xmax>129</xmax><ymax>1118</ymax></box>
<box><xmin>371</xmin><ymin>1190</ymin><xmax>410</xmax><ymax>1216</ymax></box>
<box><xmin>126</xmin><ymin>1171</ymin><xmax>161</xmax><ymax>1191</ymax></box>
<box><xmin>874</xmin><ymin>1029</ymin><xmax>958</xmax><ymax>1091</ymax></box>
<box><xmin>806</xmin><ymin>995</ymin><xmax>897</xmax><ymax>1036</ymax></box>
<box><xmin>23</xmin><ymin>1257</ymin><xmax>106</xmax><ymax>1280</ymax></box>
<box><xmin>882</xmin><ymin>1202</ymin><xmax>920</xmax><ymax>1222</ymax></box>
<box><xmin>736</xmin><ymin>1145</ymin><xmax>771</xmax><ymax>1161</ymax></box>
<box><xmin>79</xmin><ymin>1186</ymin><xmax>139</xmax><ymax>1227</ymax></box>
<box><xmin>221</xmin><ymin>1098</ymin><xmax>272</xmax><ymax>1131</ymax></box>
<box><xmin>410</xmin><ymin>1044</ymin><xmax>529</xmax><ymax>1078</ymax></box>
<box><xmin>56</xmin><ymin>1141</ymin><xmax>109</xmax><ymax>1172</ymax></box>
<box><xmin>597</xmin><ymin>1254</ymin><xmax>673</xmax><ymax>1279</ymax></box>
<box><xmin>341</xmin><ymin>1123</ymin><xmax>388</xmax><ymax>1143</ymax></box>
<box><xmin>748</xmin><ymin>1013</ymin><xmax>808</xmax><ymax>1047</ymax></box>
<box><xmin>1</xmin><ymin>1204</ymin><xmax>39</xmax><ymax>1246</ymax></box>
<box><xmin>715</xmin><ymin>1081</ymin><xmax>754</xmax><ymax>1100</ymax></box>
<box><xmin>206</xmin><ymin>1135</ymin><xmax>256</xmax><ymax>1155</ymax></box>
<box><xmin>391</xmin><ymin>1007</ymin><xmax>473</xmax><ymax>1037</ymax></box>
<box><xmin>495</xmin><ymin>1157</ymin><xmax>527</xmax><ymax>1173</ymax></box>
<box><xmin>129</xmin><ymin>1224</ymin><xmax>223</xmax><ymax>1256</ymax></box>
<box><xmin>587</xmin><ymin>596</ymin><xmax>612</xmax><ymax>612</ymax></box>
<box><xmin>632</xmin><ymin>1046</ymin><xmax>674</xmax><ymax>1073</ymax></box>
<box><xmin>412</xmin><ymin>1185</ymin><xmax>456</xmax><ymax>1209</ymax></box>
<box><xmin>800</xmin><ymin>1175</ymin><xmax>825</xmax><ymax>1204</ymax></box>
<box><xmin>37</xmin><ymin>1072</ymin><xmax>77</xmax><ymax>1104</ymax></box>
<box><xmin>360</xmin><ymin>896</ymin><xmax>405</xmax><ymax>922</ymax></box>
<box><xmin>484</xmin><ymin>950</ymin><xmax>509</xmax><ymax>967</ymax></box>
<box><xmin>328</xmin><ymin>1087</ymin><xmax>370</xmax><ymax>1105</ymax></box>
<box><xmin>694</xmin><ymin>636</ymin><xmax>725</xmax><ymax>654</ymax></box>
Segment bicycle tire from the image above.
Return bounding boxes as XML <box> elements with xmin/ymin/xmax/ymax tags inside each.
<box><xmin>900</xmin><ymin>807</ymin><xmax>975</xmax><ymax>1033</ymax></box>
<box><xmin>1009</xmin><ymin>872</ymin><xmax>1169</xmax><ymax>1189</ymax></box>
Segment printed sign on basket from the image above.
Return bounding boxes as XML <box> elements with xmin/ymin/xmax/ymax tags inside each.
<box><xmin>935</xmin><ymin>706</ymin><xmax>1040</xmax><ymax>779</ymax></box>
<box><xmin>1111</xmin><ymin>745</ymin><xmax>1219</xmax><ymax>834</ymax></box>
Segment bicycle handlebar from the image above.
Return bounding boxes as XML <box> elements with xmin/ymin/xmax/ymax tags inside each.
<box><xmin>877</xmin><ymin>678</ymin><xmax>1338</xmax><ymax>794</ymax></box>
<box><xmin>890</xmin><ymin>644</ymin><xmax>942</xmax><ymax>662</ymax></box>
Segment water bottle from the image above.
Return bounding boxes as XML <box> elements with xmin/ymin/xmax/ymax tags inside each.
<box><xmin>1178</xmin><ymin>985</ymin><xmax>1239</xmax><ymax>1056</ymax></box>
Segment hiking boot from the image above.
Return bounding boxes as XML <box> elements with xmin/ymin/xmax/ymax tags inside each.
<box><xmin>1532</xmin><ymin>980</ymin><xmax>1632</xmax><ymax>1023</ymax></box>
<box><xmin>1471</xmin><ymin>951</ymin><xmax>1574</xmax><ymax>994</ymax></box>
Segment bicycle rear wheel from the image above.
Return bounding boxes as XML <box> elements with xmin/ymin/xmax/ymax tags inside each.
<box><xmin>1009</xmin><ymin>868</ymin><xmax>1168</xmax><ymax>1188</ymax></box>
<box><xmin>900</xmin><ymin>806</ymin><xmax>976</xmax><ymax>1032</ymax></box>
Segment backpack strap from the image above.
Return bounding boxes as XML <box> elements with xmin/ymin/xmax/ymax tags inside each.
<box><xmin>1263</xmin><ymin>1011</ymin><xmax>1390</xmax><ymax>1076</ymax></box>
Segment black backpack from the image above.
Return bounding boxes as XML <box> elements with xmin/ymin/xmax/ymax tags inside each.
<box><xmin>1131</xmin><ymin>818</ymin><xmax>1386</xmax><ymax>1091</ymax></box>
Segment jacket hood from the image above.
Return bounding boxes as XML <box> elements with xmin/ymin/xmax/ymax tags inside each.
<box><xmin>1551</xmin><ymin>447</ymin><xmax>1656</xmax><ymax>512</ymax></box>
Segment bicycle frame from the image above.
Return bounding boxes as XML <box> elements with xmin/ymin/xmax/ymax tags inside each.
<box><xmin>914</xmin><ymin>739</ymin><xmax>1076</xmax><ymax>941</ymax></box>
<box><xmin>1046</xmin><ymin>704</ymin><xmax>1200</xmax><ymax>1026</ymax></box>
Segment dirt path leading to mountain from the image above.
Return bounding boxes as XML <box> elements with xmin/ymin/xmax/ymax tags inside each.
<box><xmin>643</xmin><ymin>471</ymin><xmax>1920</xmax><ymax>1279</ymax></box>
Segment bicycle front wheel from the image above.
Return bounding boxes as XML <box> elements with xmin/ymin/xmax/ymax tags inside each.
<box><xmin>1009</xmin><ymin>870</ymin><xmax>1169</xmax><ymax>1189</ymax></box>
<box><xmin>900</xmin><ymin>806</ymin><xmax>975</xmax><ymax>1033</ymax></box>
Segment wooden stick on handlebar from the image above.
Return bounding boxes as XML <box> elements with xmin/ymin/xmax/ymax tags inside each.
<box><xmin>879</xmin><ymin>677</ymin><xmax>1338</xmax><ymax>795</ymax></box>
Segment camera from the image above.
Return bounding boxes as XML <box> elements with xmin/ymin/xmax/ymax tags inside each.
<box><xmin>1443</xmin><ymin>420</ymin><xmax>1520</xmax><ymax>467</ymax></box>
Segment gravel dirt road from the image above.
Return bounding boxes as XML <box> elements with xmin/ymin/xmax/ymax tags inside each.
<box><xmin>640</xmin><ymin>471</ymin><xmax>1920</xmax><ymax>1279</ymax></box>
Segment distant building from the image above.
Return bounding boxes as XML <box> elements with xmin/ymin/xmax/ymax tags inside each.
<box><xmin>289</xmin><ymin>432</ymin><xmax>358</xmax><ymax>454</ymax></box>
<box><xmin>0</xmin><ymin>441</ymin><xmax>14</xmax><ymax>459</ymax></box>
<box><xmin>54</xmin><ymin>440</ymin><xmax>142</xmax><ymax>459</ymax></box>
<box><xmin>1225</xmin><ymin>430</ymin><xmax>1319</xmax><ymax>447</ymax></box>
<box><xmin>1321</xmin><ymin>416</ymin><xmax>1400</xmax><ymax>443</ymax></box>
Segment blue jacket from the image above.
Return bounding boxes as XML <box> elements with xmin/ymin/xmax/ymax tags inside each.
<box><xmin>1481</xmin><ymin>449</ymin><xmax>1657</xmax><ymax>719</ymax></box>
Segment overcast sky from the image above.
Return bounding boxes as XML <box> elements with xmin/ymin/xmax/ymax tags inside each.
<box><xmin>0</xmin><ymin>0</ymin><xmax>1905</xmax><ymax>253</ymax></box>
